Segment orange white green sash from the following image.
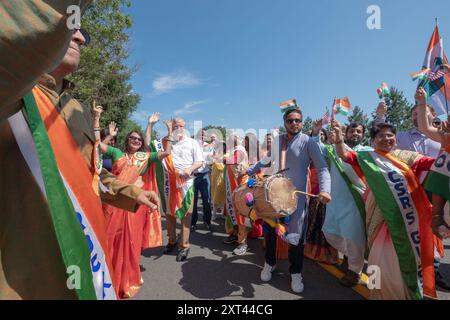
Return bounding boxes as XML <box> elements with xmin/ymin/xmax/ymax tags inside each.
<box><xmin>153</xmin><ymin>139</ymin><xmax>193</xmax><ymax>219</ymax></box>
<box><xmin>8</xmin><ymin>87</ymin><xmax>117</xmax><ymax>300</ymax></box>
<box><xmin>357</xmin><ymin>150</ymin><xmax>435</xmax><ymax>299</ymax></box>
<box><xmin>425</xmin><ymin>145</ymin><xmax>450</xmax><ymax>202</ymax></box>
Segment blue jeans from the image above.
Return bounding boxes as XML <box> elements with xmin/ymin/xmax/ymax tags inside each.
<box><xmin>191</xmin><ymin>172</ymin><xmax>212</xmax><ymax>226</ymax></box>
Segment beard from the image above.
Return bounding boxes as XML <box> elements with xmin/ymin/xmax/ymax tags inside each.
<box><xmin>346</xmin><ymin>137</ymin><xmax>362</xmax><ymax>147</ymax></box>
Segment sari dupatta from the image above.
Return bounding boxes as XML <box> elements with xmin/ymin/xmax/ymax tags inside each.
<box><xmin>103</xmin><ymin>152</ymin><xmax>152</xmax><ymax>298</ymax></box>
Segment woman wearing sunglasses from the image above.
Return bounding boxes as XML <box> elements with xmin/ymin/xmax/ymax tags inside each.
<box><xmin>99</xmin><ymin>123</ymin><xmax>172</xmax><ymax>298</ymax></box>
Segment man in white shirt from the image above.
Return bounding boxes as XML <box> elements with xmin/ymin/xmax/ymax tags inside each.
<box><xmin>164</xmin><ymin>118</ymin><xmax>204</xmax><ymax>262</ymax></box>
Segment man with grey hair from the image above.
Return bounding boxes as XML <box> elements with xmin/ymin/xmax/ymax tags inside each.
<box><xmin>162</xmin><ymin>117</ymin><xmax>204</xmax><ymax>262</ymax></box>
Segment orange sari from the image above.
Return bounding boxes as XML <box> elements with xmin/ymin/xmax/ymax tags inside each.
<box><xmin>103</xmin><ymin>151</ymin><xmax>162</xmax><ymax>299</ymax></box>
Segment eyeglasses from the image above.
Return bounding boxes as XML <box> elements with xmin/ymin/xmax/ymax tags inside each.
<box><xmin>286</xmin><ymin>119</ymin><xmax>302</xmax><ymax>124</ymax></box>
<box><xmin>74</xmin><ymin>28</ymin><xmax>91</xmax><ymax>46</ymax></box>
<box><xmin>129</xmin><ymin>136</ymin><xmax>143</xmax><ymax>142</ymax></box>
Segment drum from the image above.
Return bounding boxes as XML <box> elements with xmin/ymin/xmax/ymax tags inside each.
<box><xmin>232</xmin><ymin>174</ymin><xmax>298</xmax><ymax>219</ymax></box>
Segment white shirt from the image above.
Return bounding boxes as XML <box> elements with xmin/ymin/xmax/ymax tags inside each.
<box><xmin>196</xmin><ymin>139</ymin><xmax>215</xmax><ymax>174</ymax></box>
<box><xmin>171</xmin><ymin>135</ymin><xmax>204</xmax><ymax>172</ymax></box>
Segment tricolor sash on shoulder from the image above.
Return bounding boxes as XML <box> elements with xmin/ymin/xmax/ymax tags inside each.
<box><xmin>8</xmin><ymin>88</ymin><xmax>117</xmax><ymax>300</ymax></box>
<box><xmin>357</xmin><ymin>150</ymin><xmax>435</xmax><ymax>299</ymax></box>
<box><xmin>153</xmin><ymin>139</ymin><xmax>193</xmax><ymax>219</ymax></box>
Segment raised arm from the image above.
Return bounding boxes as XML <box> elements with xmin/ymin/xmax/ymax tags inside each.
<box><xmin>100</xmin><ymin>122</ymin><xmax>119</xmax><ymax>154</ymax></box>
<box><xmin>156</xmin><ymin>120</ymin><xmax>173</xmax><ymax>160</ymax></box>
<box><xmin>92</xmin><ymin>100</ymin><xmax>103</xmax><ymax>141</ymax></box>
<box><xmin>0</xmin><ymin>0</ymin><xmax>92</xmax><ymax>121</ymax></box>
<box><xmin>374</xmin><ymin>101</ymin><xmax>387</xmax><ymax>124</ymax></box>
<box><xmin>416</xmin><ymin>87</ymin><xmax>442</xmax><ymax>142</ymax></box>
<box><xmin>144</xmin><ymin>112</ymin><xmax>160</xmax><ymax>146</ymax></box>
<box><xmin>331</xmin><ymin>120</ymin><xmax>350</xmax><ymax>161</ymax></box>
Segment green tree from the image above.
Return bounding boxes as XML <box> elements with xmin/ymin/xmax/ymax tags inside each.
<box><xmin>202</xmin><ymin>125</ymin><xmax>228</xmax><ymax>142</ymax></box>
<box><xmin>278</xmin><ymin>126</ymin><xmax>287</xmax><ymax>135</ymax></box>
<box><xmin>302</xmin><ymin>116</ymin><xmax>313</xmax><ymax>135</ymax></box>
<box><xmin>69</xmin><ymin>0</ymin><xmax>140</xmax><ymax>141</ymax></box>
<box><xmin>347</xmin><ymin>106</ymin><xmax>369</xmax><ymax>128</ymax></box>
<box><xmin>371</xmin><ymin>87</ymin><xmax>414</xmax><ymax>132</ymax></box>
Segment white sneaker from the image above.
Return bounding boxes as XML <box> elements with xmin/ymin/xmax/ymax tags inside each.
<box><xmin>291</xmin><ymin>273</ymin><xmax>304</xmax><ymax>293</ymax></box>
<box><xmin>260</xmin><ymin>263</ymin><xmax>276</xmax><ymax>282</ymax></box>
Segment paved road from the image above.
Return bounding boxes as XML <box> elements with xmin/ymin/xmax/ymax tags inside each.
<box><xmin>134</xmin><ymin>214</ymin><xmax>363</xmax><ymax>300</ymax></box>
<box><xmin>133</xmin><ymin>211</ymin><xmax>450</xmax><ymax>300</ymax></box>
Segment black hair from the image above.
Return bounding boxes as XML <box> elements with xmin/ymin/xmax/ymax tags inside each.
<box><xmin>370</xmin><ymin>123</ymin><xmax>396</xmax><ymax>139</ymax></box>
<box><xmin>123</xmin><ymin>130</ymin><xmax>148</xmax><ymax>153</ymax></box>
<box><xmin>283</xmin><ymin>108</ymin><xmax>303</xmax><ymax>121</ymax></box>
<box><xmin>346</xmin><ymin>122</ymin><xmax>366</xmax><ymax>135</ymax></box>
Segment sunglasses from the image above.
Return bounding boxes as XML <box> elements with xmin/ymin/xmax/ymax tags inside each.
<box><xmin>286</xmin><ymin>118</ymin><xmax>302</xmax><ymax>124</ymax></box>
<box><xmin>129</xmin><ymin>136</ymin><xmax>143</xmax><ymax>142</ymax></box>
<box><xmin>74</xmin><ymin>28</ymin><xmax>91</xmax><ymax>46</ymax></box>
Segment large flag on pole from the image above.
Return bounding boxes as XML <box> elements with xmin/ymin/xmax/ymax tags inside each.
<box><xmin>419</xmin><ymin>25</ymin><xmax>450</xmax><ymax>116</ymax></box>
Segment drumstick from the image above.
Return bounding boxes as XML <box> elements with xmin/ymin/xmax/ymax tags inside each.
<box><xmin>292</xmin><ymin>190</ymin><xmax>318</xmax><ymax>199</ymax></box>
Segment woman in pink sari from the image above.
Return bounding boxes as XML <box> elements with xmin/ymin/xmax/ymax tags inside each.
<box><xmin>100</xmin><ymin>120</ymin><xmax>172</xmax><ymax>298</ymax></box>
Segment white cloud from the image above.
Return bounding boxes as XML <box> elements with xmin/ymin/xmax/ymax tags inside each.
<box><xmin>152</xmin><ymin>71</ymin><xmax>203</xmax><ymax>95</ymax></box>
<box><xmin>174</xmin><ymin>100</ymin><xmax>208</xmax><ymax>116</ymax></box>
<box><xmin>130</xmin><ymin>110</ymin><xmax>148</xmax><ymax>123</ymax></box>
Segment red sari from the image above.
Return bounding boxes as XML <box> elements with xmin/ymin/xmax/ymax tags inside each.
<box><xmin>103</xmin><ymin>151</ymin><xmax>162</xmax><ymax>299</ymax></box>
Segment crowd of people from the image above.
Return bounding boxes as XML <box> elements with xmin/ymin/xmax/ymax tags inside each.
<box><xmin>1</xmin><ymin>1</ymin><xmax>450</xmax><ymax>301</ymax></box>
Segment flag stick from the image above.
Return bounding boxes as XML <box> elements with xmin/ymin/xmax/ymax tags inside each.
<box><xmin>331</xmin><ymin>97</ymin><xmax>336</xmax><ymax>121</ymax></box>
<box><xmin>444</xmin><ymin>76</ymin><xmax>449</xmax><ymax>116</ymax></box>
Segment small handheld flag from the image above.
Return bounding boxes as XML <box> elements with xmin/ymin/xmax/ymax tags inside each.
<box><xmin>279</xmin><ymin>99</ymin><xmax>298</xmax><ymax>113</ymax></box>
<box><xmin>411</xmin><ymin>68</ymin><xmax>431</xmax><ymax>81</ymax></box>
<box><xmin>322</xmin><ymin>109</ymin><xmax>330</xmax><ymax>125</ymax></box>
<box><xmin>377</xmin><ymin>82</ymin><xmax>390</xmax><ymax>100</ymax></box>
<box><xmin>334</xmin><ymin>97</ymin><xmax>352</xmax><ymax>116</ymax></box>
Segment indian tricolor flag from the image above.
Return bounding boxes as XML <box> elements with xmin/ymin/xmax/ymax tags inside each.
<box><xmin>425</xmin><ymin>145</ymin><xmax>450</xmax><ymax>202</ymax></box>
<box><xmin>411</xmin><ymin>68</ymin><xmax>431</xmax><ymax>81</ymax></box>
<box><xmin>420</xmin><ymin>25</ymin><xmax>450</xmax><ymax>116</ymax></box>
<box><xmin>334</xmin><ymin>97</ymin><xmax>352</xmax><ymax>116</ymax></box>
<box><xmin>279</xmin><ymin>99</ymin><xmax>298</xmax><ymax>113</ymax></box>
<box><xmin>377</xmin><ymin>82</ymin><xmax>390</xmax><ymax>99</ymax></box>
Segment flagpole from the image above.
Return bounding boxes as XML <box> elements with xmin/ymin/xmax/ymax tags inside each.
<box><xmin>331</xmin><ymin>97</ymin><xmax>336</xmax><ymax>121</ymax></box>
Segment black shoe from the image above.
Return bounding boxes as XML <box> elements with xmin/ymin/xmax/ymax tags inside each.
<box><xmin>163</xmin><ymin>242</ymin><xmax>177</xmax><ymax>254</ymax></box>
<box><xmin>337</xmin><ymin>256</ymin><xmax>349</xmax><ymax>273</ymax></box>
<box><xmin>339</xmin><ymin>270</ymin><xmax>360</xmax><ymax>288</ymax></box>
<box><xmin>176</xmin><ymin>248</ymin><xmax>190</xmax><ymax>262</ymax></box>
<box><xmin>190</xmin><ymin>225</ymin><xmax>196</xmax><ymax>232</ymax></box>
<box><xmin>436</xmin><ymin>272</ymin><xmax>450</xmax><ymax>291</ymax></box>
<box><xmin>139</xmin><ymin>264</ymin><xmax>146</xmax><ymax>272</ymax></box>
<box><xmin>223</xmin><ymin>234</ymin><xmax>238</xmax><ymax>244</ymax></box>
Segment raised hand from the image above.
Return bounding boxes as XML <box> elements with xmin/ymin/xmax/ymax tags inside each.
<box><xmin>92</xmin><ymin>100</ymin><xmax>104</xmax><ymax>120</ymax></box>
<box><xmin>438</xmin><ymin>121</ymin><xmax>450</xmax><ymax>148</ymax></box>
<box><xmin>376</xmin><ymin>101</ymin><xmax>387</xmax><ymax>118</ymax></box>
<box><xmin>148</xmin><ymin>112</ymin><xmax>161</xmax><ymax>125</ymax></box>
<box><xmin>331</xmin><ymin>120</ymin><xmax>343</xmax><ymax>142</ymax></box>
<box><xmin>415</xmin><ymin>87</ymin><xmax>428</xmax><ymax>106</ymax></box>
<box><xmin>312</xmin><ymin>118</ymin><xmax>323</xmax><ymax>136</ymax></box>
<box><xmin>164</xmin><ymin>119</ymin><xmax>173</xmax><ymax>133</ymax></box>
<box><xmin>108</xmin><ymin>121</ymin><xmax>119</xmax><ymax>137</ymax></box>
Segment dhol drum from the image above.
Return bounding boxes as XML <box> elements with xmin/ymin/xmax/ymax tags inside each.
<box><xmin>232</xmin><ymin>174</ymin><xmax>298</xmax><ymax>219</ymax></box>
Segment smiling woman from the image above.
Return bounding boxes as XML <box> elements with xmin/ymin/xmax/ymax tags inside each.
<box><xmin>332</xmin><ymin>119</ymin><xmax>440</xmax><ymax>300</ymax></box>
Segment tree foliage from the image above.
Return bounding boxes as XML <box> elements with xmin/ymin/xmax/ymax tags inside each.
<box><xmin>68</xmin><ymin>0</ymin><xmax>141</xmax><ymax>143</ymax></box>
<box><xmin>302</xmin><ymin>116</ymin><xmax>313</xmax><ymax>135</ymax></box>
<box><xmin>371</xmin><ymin>87</ymin><xmax>414</xmax><ymax>132</ymax></box>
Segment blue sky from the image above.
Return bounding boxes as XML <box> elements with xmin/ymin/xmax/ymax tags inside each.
<box><xmin>125</xmin><ymin>0</ymin><xmax>450</xmax><ymax>137</ymax></box>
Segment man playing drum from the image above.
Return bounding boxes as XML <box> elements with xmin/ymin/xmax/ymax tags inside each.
<box><xmin>246</xmin><ymin>107</ymin><xmax>331</xmax><ymax>293</ymax></box>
